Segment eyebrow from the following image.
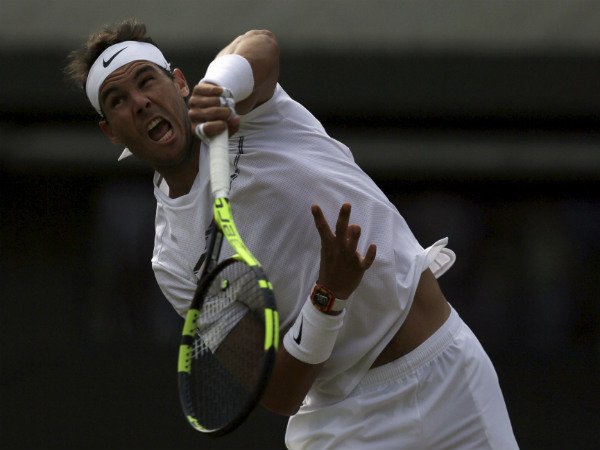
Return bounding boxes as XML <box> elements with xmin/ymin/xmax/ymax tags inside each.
<box><xmin>99</xmin><ymin>64</ymin><xmax>158</xmax><ymax>107</ymax></box>
<box><xmin>133</xmin><ymin>64</ymin><xmax>156</xmax><ymax>81</ymax></box>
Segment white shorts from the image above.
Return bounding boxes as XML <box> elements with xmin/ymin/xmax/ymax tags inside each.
<box><xmin>285</xmin><ymin>307</ymin><xmax>519</xmax><ymax>450</ymax></box>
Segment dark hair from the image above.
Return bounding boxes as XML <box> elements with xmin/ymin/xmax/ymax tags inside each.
<box><xmin>65</xmin><ymin>18</ymin><xmax>156</xmax><ymax>91</ymax></box>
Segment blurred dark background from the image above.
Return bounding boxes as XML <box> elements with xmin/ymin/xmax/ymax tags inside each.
<box><xmin>1</xmin><ymin>1</ymin><xmax>599</xmax><ymax>449</ymax></box>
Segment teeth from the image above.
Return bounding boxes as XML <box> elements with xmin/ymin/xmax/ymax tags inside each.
<box><xmin>147</xmin><ymin>117</ymin><xmax>162</xmax><ymax>131</ymax></box>
<box><xmin>159</xmin><ymin>128</ymin><xmax>174</xmax><ymax>143</ymax></box>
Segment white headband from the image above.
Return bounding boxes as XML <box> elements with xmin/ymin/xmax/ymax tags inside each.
<box><xmin>85</xmin><ymin>40</ymin><xmax>171</xmax><ymax>115</ymax></box>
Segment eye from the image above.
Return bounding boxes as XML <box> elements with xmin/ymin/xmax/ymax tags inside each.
<box><xmin>140</xmin><ymin>76</ymin><xmax>154</xmax><ymax>88</ymax></box>
<box><xmin>109</xmin><ymin>95</ymin><xmax>125</xmax><ymax>109</ymax></box>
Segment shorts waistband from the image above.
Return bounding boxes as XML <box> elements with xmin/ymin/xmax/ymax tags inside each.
<box><xmin>355</xmin><ymin>306</ymin><xmax>462</xmax><ymax>393</ymax></box>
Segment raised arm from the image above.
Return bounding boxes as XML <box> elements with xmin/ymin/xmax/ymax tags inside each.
<box><xmin>261</xmin><ymin>204</ymin><xmax>377</xmax><ymax>416</ymax></box>
<box><xmin>188</xmin><ymin>30</ymin><xmax>279</xmax><ymax>138</ymax></box>
<box><xmin>214</xmin><ymin>29</ymin><xmax>279</xmax><ymax>114</ymax></box>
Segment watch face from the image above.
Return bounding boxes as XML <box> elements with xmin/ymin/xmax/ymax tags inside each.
<box><xmin>314</xmin><ymin>292</ymin><xmax>330</xmax><ymax>308</ymax></box>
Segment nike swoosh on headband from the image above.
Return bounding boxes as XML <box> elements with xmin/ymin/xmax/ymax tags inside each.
<box><xmin>102</xmin><ymin>47</ymin><xmax>128</xmax><ymax>68</ymax></box>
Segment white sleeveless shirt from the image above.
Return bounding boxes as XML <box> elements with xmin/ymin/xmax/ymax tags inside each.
<box><xmin>152</xmin><ymin>84</ymin><xmax>455</xmax><ymax>407</ymax></box>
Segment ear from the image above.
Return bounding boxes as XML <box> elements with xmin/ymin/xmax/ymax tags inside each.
<box><xmin>98</xmin><ymin>119</ymin><xmax>121</xmax><ymax>145</ymax></box>
<box><xmin>172</xmin><ymin>68</ymin><xmax>190</xmax><ymax>97</ymax></box>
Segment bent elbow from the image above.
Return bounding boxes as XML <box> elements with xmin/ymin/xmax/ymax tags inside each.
<box><xmin>243</xmin><ymin>30</ymin><xmax>280</xmax><ymax>57</ymax></box>
<box><xmin>244</xmin><ymin>29</ymin><xmax>278</xmax><ymax>43</ymax></box>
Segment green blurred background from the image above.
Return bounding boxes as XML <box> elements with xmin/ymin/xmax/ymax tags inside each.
<box><xmin>1</xmin><ymin>1</ymin><xmax>599</xmax><ymax>449</ymax></box>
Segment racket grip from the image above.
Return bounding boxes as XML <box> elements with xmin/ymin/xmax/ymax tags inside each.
<box><xmin>209</xmin><ymin>130</ymin><xmax>230</xmax><ymax>198</ymax></box>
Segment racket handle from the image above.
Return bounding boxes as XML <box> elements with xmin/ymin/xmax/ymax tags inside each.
<box><xmin>209</xmin><ymin>130</ymin><xmax>230</xmax><ymax>199</ymax></box>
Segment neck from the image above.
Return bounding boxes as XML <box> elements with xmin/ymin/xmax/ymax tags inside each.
<box><xmin>158</xmin><ymin>144</ymin><xmax>201</xmax><ymax>198</ymax></box>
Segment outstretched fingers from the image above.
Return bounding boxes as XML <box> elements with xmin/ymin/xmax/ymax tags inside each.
<box><xmin>347</xmin><ymin>223</ymin><xmax>376</xmax><ymax>270</ymax></box>
<box><xmin>335</xmin><ymin>203</ymin><xmax>351</xmax><ymax>241</ymax></box>
<box><xmin>311</xmin><ymin>203</ymin><xmax>378</xmax><ymax>299</ymax></box>
<box><xmin>311</xmin><ymin>204</ymin><xmax>335</xmax><ymax>242</ymax></box>
<box><xmin>362</xmin><ymin>243</ymin><xmax>377</xmax><ymax>270</ymax></box>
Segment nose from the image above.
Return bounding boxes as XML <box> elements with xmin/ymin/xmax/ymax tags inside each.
<box><xmin>131</xmin><ymin>90</ymin><xmax>151</xmax><ymax>114</ymax></box>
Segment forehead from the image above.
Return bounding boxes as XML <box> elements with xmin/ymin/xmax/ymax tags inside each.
<box><xmin>100</xmin><ymin>61</ymin><xmax>159</xmax><ymax>87</ymax></box>
<box><xmin>99</xmin><ymin>61</ymin><xmax>163</xmax><ymax>96</ymax></box>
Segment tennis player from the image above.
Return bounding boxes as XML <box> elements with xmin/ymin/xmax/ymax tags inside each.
<box><xmin>67</xmin><ymin>19</ymin><xmax>519</xmax><ymax>449</ymax></box>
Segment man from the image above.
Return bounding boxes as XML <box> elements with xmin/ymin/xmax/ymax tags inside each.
<box><xmin>67</xmin><ymin>19</ymin><xmax>519</xmax><ymax>449</ymax></box>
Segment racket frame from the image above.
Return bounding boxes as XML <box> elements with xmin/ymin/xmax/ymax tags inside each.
<box><xmin>177</xmin><ymin>130</ymin><xmax>279</xmax><ymax>435</ymax></box>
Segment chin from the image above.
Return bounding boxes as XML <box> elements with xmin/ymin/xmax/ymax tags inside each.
<box><xmin>157</xmin><ymin>145</ymin><xmax>192</xmax><ymax>167</ymax></box>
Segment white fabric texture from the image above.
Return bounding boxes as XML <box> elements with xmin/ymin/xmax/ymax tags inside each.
<box><xmin>151</xmin><ymin>83</ymin><xmax>455</xmax><ymax>407</ymax></box>
<box><xmin>286</xmin><ymin>307</ymin><xmax>520</xmax><ymax>450</ymax></box>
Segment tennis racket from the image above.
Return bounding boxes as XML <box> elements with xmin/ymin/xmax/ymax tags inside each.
<box><xmin>177</xmin><ymin>129</ymin><xmax>279</xmax><ymax>436</ymax></box>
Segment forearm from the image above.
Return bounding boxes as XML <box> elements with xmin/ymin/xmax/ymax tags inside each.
<box><xmin>261</xmin><ymin>294</ymin><xmax>346</xmax><ymax>416</ymax></box>
<box><xmin>189</xmin><ymin>30</ymin><xmax>279</xmax><ymax>139</ymax></box>
<box><xmin>216</xmin><ymin>30</ymin><xmax>280</xmax><ymax>114</ymax></box>
<box><xmin>261</xmin><ymin>346</ymin><xmax>322</xmax><ymax>416</ymax></box>
<box><xmin>261</xmin><ymin>204</ymin><xmax>377</xmax><ymax>416</ymax></box>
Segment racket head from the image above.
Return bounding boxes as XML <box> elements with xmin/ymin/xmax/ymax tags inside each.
<box><xmin>178</xmin><ymin>257</ymin><xmax>278</xmax><ymax>435</ymax></box>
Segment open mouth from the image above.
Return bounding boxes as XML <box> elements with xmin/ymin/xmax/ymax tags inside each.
<box><xmin>147</xmin><ymin>117</ymin><xmax>174</xmax><ymax>143</ymax></box>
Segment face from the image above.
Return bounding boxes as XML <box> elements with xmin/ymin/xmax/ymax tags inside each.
<box><xmin>98</xmin><ymin>61</ymin><xmax>194</xmax><ymax>167</ymax></box>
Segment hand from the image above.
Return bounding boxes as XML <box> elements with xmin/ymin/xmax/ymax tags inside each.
<box><xmin>188</xmin><ymin>83</ymin><xmax>240</xmax><ymax>139</ymax></box>
<box><xmin>311</xmin><ymin>203</ymin><xmax>377</xmax><ymax>299</ymax></box>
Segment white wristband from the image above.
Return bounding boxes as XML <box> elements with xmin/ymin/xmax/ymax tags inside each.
<box><xmin>200</xmin><ymin>54</ymin><xmax>254</xmax><ymax>102</ymax></box>
<box><xmin>283</xmin><ymin>296</ymin><xmax>345</xmax><ymax>365</ymax></box>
